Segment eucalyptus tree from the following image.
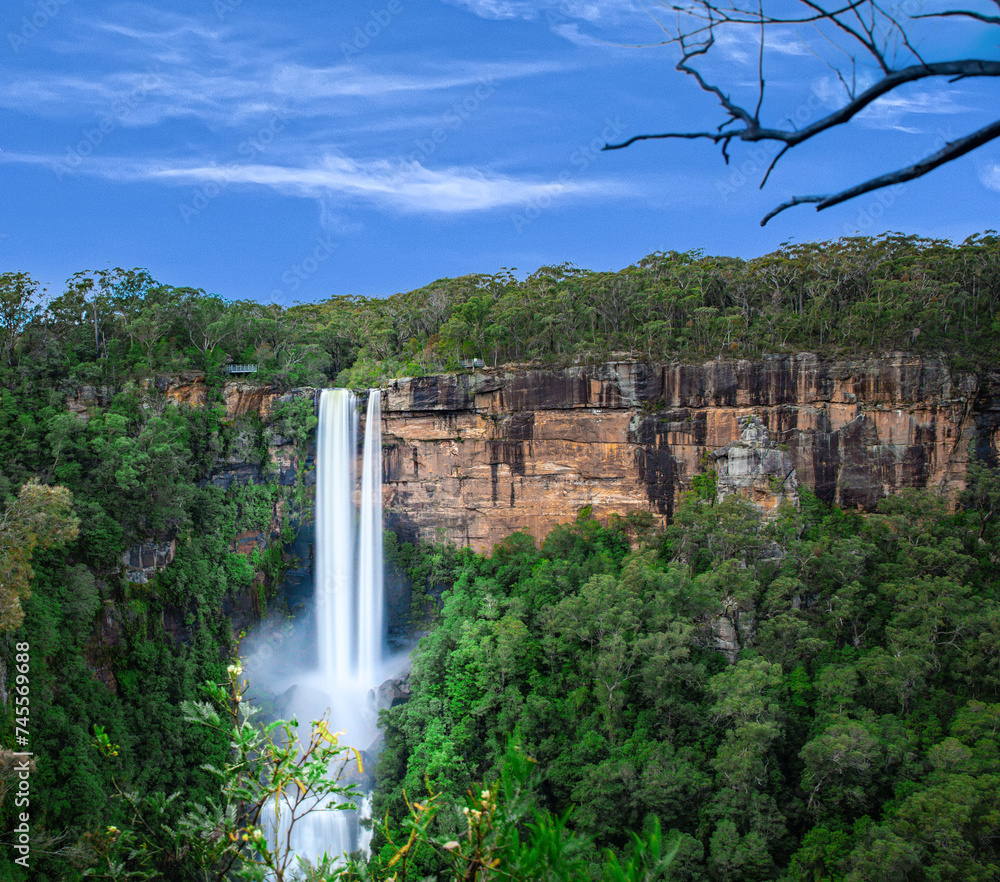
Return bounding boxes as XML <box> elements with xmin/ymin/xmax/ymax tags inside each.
<box><xmin>0</xmin><ymin>479</ymin><xmax>79</xmax><ymax>631</ymax></box>
<box><xmin>0</xmin><ymin>272</ymin><xmax>43</xmax><ymax>371</ymax></box>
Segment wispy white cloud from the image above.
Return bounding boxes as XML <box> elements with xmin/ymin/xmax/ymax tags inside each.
<box><xmin>808</xmin><ymin>74</ymin><xmax>972</xmax><ymax>133</ymax></box>
<box><xmin>979</xmin><ymin>162</ymin><xmax>1000</xmax><ymax>193</ymax></box>
<box><xmin>856</xmin><ymin>89</ymin><xmax>972</xmax><ymax>132</ymax></box>
<box><xmin>766</xmin><ymin>31</ymin><xmax>812</xmax><ymax>57</ymax></box>
<box><xmin>552</xmin><ymin>22</ymin><xmax>605</xmax><ymax>47</ymax></box>
<box><xmin>445</xmin><ymin>0</ymin><xmax>640</xmax><ymax>26</ymax></box>
<box><xmin>710</xmin><ymin>27</ymin><xmax>812</xmax><ymax>64</ymax></box>
<box><xmin>447</xmin><ymin>0</ymin><xmax>535</xmax><ymax>19</ymax></box>
<box><xmin>0</xmin><ymin>150</ymin><xmax>624</xmax><ymax>213</ymax></box>
<box><xmin>91</xmin><ymin>19</ymin><xmax>224</xmax><ymax>44</ymax></box>
<box><xmin>48</xmin><ymin>9</ymin><xmax>253</xmax><ymax>67</ymax></box>
<box><xmin>4</xmin><ymin>3</ymin><xmax>569</xmax><ymax>132</ymax></box>
<box><xmin>0</xmin><ymin>152</ymin><xmax>60</xmax><ymax>168</ymax></box>
<box><xmin>0</xmin><ymin>59</ymin><xmax>566</xmax><ymax>128</ymax></box>
<box><xmin>147</xmin><ymin>156</ymin><xmax>616</xmax><ymax>212</ymax></box>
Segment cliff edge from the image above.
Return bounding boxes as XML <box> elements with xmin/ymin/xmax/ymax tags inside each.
<box><xmin>381</xmin><ymin>355</ymin><xmax>999</xmax><ymax>551</ymax></box>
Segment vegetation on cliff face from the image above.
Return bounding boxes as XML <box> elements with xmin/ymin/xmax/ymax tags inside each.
<box><xmin>0</xmin><ymin>480</ymin><xmax>79</xmax><ymax>631</ymax></box>
<box><xmin>0</xmin><ymin>367</ymin><xmax>306</xmax><ymax>879</ymax></box>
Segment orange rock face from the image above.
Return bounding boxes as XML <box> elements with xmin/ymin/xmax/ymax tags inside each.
<box><xmin>224</xmin><ymin>382</ymin><xmax>283</xmax><ymax>420</ymax></box>
<box><xmin>161</xmin><ymin>371</ymin><xmax>208</xmax><ymax>408</ymax></box>
<box><xmin>99</xmin><ymin>360</ymin><xmax>998</xmax><ymax>556</ymax></box>
<box><xmin>381</xmin><ymin>356</ymin><xmax>999</xmax><ymax>553</ymax></box>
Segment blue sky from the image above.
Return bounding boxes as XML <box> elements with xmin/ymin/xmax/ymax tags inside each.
<box><xmin>1</xmin><ymin>0</ymin><xmax>997</xmax><ymax>305</ymax></box>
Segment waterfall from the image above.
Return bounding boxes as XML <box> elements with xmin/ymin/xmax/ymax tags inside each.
<box><xmin>314</xmin><ymin>387</ymin><xmax>384</xmax><ymax>688</ymax></box>
<box><xmin>357</xmin><ymin>391</ymin><xmax>383</xmax><ymax>687</ymax></box>
<box><xmin>284</xmin><ymin>387</ymin><xmax>383</xmax><ymax>864</ymax></box>
<box><xmin>315</xmin><ymin>389</ymin><xmax>358</xmax><ymax>686</ymax></box>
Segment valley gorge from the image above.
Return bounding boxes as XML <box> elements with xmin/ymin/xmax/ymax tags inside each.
<box><xmin>9</xmin><ymin>234</ymin><xmax>1000</xmax><ymax>879</ymax></box>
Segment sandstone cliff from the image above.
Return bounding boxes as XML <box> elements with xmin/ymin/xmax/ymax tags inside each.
<box><xmin>117</xmin><ymin>355</ymin><xmax>999</xmax><ymax>556</ymax></box>
<box><xmin>381</xmin><ymin>355</ymin><xmax>999</xmax><ymax>552</ymax></box>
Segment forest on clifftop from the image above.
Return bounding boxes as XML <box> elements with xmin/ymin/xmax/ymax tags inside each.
<box><xmin>3</xmin><ymin>233</ymin><xmax>1000</xmax><ymax>400</ymax></box>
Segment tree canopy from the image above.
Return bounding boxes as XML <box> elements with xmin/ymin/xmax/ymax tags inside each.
<box><xmin>374</xmin><ymin>479</ymin><xmax>1000</xmax><ymax>880</ymax></box>
<box><xmin>2</xmin><ymin>234</ymin><xmax>999</xmax><ymax>398</ymax></box>
<box><xmin>0</xmin><ymin>480</ymin><xmax>78</xmax><ymax>631</ymax></box>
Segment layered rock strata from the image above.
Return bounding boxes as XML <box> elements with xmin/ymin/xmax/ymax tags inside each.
<box><xmin>104</xmin><ymin>357</ymin><xmax>999</xmax><ymax>555</ymax></box>
<box><xmin>381</xmin><ymin>355</ymin><xmax>999</xmax><ymax>552</ymax></box>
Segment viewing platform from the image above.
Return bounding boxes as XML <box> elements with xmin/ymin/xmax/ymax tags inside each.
<box><xmin>225</xmin><ymin>364</ymin><xmax>259</xmax><ymax>375</ymax></box>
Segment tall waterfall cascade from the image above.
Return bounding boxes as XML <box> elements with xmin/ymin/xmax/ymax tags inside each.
<box><xmin>286</xmin><ymin>387</ymin><xmax>385</xmax><ymax>862</ymax></box>
<box><xmin>315</xmin><ymin>389</ymin><xmax>358</xmax><ymax>688</ymax></box>
<box><xmin>315</xmin><ymin>389</ymin><xmax>385</xmax><ymax>689</ymax></box>
<box><xmin>357</xmin><ymin>391</ymin><xmax>384</xmax><ymax>688</ymax></box>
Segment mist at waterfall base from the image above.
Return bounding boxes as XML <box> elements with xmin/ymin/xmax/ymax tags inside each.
<box><xmin>241</xmin><ymin>388</ymin><xmax>408</xmax><ymax>864</ymax></box>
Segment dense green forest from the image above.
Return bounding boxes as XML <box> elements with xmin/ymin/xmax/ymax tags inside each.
<box><xmin>373</xmin><ymin>482</ymin><xmax>1000</xmax><ymax>880</ymax></box>
<box><xmin>2</xmin><ymin>234</ymin><xmax>1000</xmax><ymax>398</ymax></box>
<box><xmin>0</xmin><ymin>273</ymin><xmax>312</xmax><ymax>878</ymax></box>
<box><xmin>0</xmin><ymin>232</ymin><xmax>998</xmax><ymax>879</ymax></box>
<box><xmin>0</xmin><ymin>386</ymin><xmax>305</xmax><ymax>878</ymax></box>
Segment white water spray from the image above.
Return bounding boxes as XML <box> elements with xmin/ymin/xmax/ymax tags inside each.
<box><xmin>284</xmin><ymin>388</ymin><xmax>384</xmax><ymax>862</ymax></box>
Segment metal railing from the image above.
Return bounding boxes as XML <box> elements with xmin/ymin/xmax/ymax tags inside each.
<box><xmin>225</xmin><ymin>364</ymin><xmax>259</xmax><ymax>374</ymax></box>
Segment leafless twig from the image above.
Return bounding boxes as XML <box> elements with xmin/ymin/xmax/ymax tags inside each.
<box><xmin>603</xmin><ymin>1</ymin><xmax>1000</xmax><ymax>224</ymax></box>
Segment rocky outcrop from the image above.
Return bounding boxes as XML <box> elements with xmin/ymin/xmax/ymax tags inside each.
<box><xmin>712</xmin><ymin>415</ymin><xmax>798</xmax><ymax>512</ymax></box>
<box><xmin>711</xmin><ymin>606</ymin><xmax>754</xmax><ymax>665</ymax></box>
<box><xmin>121</xmin><ymin>539</ymin><xmax>176</xmax><ymax>584</ymax></box>
<box><xmin>66</xmin><ymin>385</ymin><xmax>113</xmax><ymax>422</ymax></box>
<box><xmin>371</xmin><ymin>674</ymin><xmax>411</xmax><ymax>714</ymax></box>
<box><xmin>136</xmin><ymin>373</ymin><xmax>314</xmax><ymax>423</ymax></box>
<box><xmin>221</xmin><ymin>383</ymin><xmax>317</xmax><ymax>424</ymax></box>
<box><xmin>151</xmin><ymin>371</ymin><xmax>208</xmax><ymax>408</ymax></box>
<box><xmin>224</xmin><ymin>382</ymin><xmax>284</xmax><ymax>420</ymax></box>
<box><xmin>381</xmin><ymin>356</ymin><xmax>999</xmax><ymax>551</ymax></box>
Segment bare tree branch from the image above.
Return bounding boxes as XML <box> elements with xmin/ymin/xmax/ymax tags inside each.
<box><xmin>604</xmin><ymin>59</ymin><xmax>1000</xmax><ymax>153</ymax></box>
<box><xmin>760</xmin><ymin>118</ymin><xmax>1000</xmax><ymax>225</ymax></box>
<box><xmin>915</xmin><ymin>9</ymin><xmax>1000</xmax><ymax>27</ymax></box>
<box><xmin>603</xmin><ymin>1</ymin><xmax>1000</xmax><ymax>223</ymax></box>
